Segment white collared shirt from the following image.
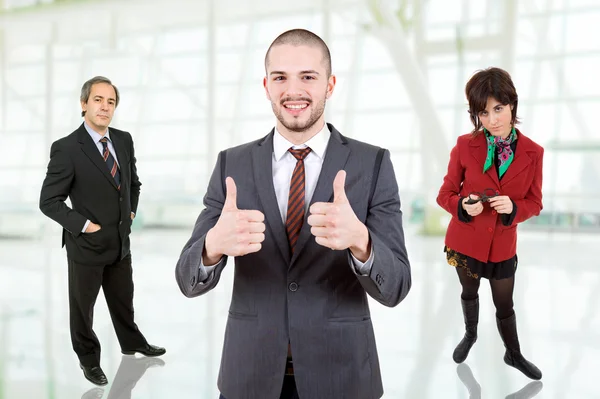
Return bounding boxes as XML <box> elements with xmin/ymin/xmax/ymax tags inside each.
<box><xmin>272</xmin><ymin>124</ymin><xmax>330</xmax><ymax>222</ymax></box>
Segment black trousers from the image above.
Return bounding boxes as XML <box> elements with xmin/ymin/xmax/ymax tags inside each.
<box><xmin>219</xmin><ymin>375</ymin><xmax>299</xmax><ymax>399</ymax></box>
<box><xmin>68</xmin><ymin>253</ymin><xmax>147</xmax><ymax>367</ymax></box>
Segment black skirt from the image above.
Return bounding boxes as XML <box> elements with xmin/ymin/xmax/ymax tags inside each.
<box><xmin>444</xmin><ymin>246</ymin><xmax>517</xmax><ymax>280</ymax></box>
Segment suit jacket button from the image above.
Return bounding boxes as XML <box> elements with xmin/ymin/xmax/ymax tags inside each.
<box><xmin>288</xmin><ymin>282</ymin><xmax>298</xmax><ymax>292</ymax></box>
<box><xmin>492</xmin><ymin>210</ymin><xmax>497</xmax><ymax>215</ymax></box>
<box><xmin>119</xmin><ymin>221</ymin><xmax>123</xmax><ymax>225</ymax></box>
<box><xmin>120</xmin><ymin>197</ymin><xmax>123</xmax><ymax>202</ymax></box>
<box><xmin>488</xmin><ymin>227</ymin><xmax>493</xmax><ymax>233</ymax></box>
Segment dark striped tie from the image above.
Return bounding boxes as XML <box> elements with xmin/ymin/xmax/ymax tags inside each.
<box><xmin>286</xmin><ymin>147</ymin><xmax>311</xmax><ymax>253</ymax></box>
<box><xmin>99</xmin><ymin>137</ymin><xmax>121</xmax><ymax>190</ymax></box>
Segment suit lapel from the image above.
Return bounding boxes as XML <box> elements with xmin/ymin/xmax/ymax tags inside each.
<box><xmin>78</xmin><ymin>124</ymin><xmax>118</xmax><ymax>190</ymax></box>
<box><xmin>110</xmin><ymin>130</ymin><xmax>129</xmax><ymax>184</ymax></box>
<box><xmin>252</xmin><ymin>131</ymin><xmax>291</xmax><ymax>263</ymax></box>
<box><xmin>499</xmin><ymin>132</ymin><xmax>533</xmax><ymax>186</ymax></box>
<box><xmin>291</xmin><ymin>124</ymin><xmax>350</xmax><ymax>266</ymax></box>
<box><xmin>469</xmin><ymin>133</ymin><xmax>500</xmax><ymax>189</ymax></box>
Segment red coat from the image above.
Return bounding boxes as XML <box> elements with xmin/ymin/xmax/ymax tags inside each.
<box><xmin>436</xmin><ymin>129</ymin><xmax>544</xmax><ymax>263</ymax></box>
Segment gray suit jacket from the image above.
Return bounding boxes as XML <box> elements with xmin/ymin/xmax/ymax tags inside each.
<box><xmin>175</xmin><ymin>124</ymin><xmax>411</xmax><ymax>399</ymax></box>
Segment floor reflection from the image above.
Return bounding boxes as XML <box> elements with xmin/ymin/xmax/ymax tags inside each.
<box><xmin>80</xmin><ymin>356</ymin><xmax>165</xmax><ymax>399</ymax></box>
<box><xmin>0</xmin><ymin>227</ymin><xmax>598</xmax><ymax>398</ymax></box>
<box><xmin>457</xmin><ymin>363</ymin><xmax>544</xmax><ymax>399</ymax></box>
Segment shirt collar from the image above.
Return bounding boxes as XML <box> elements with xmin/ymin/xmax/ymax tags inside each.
<box><xmin>273</xmin><ymin>124</ymin><xmax>330</xmax><ymax>162</ymax></box>
<box><xmin>84</xmin><ymin>122</ymin><xmax>111</xmax><ymax>143</ymax></box>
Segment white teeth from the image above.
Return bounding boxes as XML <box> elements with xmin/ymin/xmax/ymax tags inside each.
<box><xmin>285</xmin><ymin>104</ymin><xmax>308</xmax><ymax>109</ymax></box>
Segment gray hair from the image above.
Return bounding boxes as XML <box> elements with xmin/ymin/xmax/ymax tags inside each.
<box><xmin>80</xmin><ymin>76</ymin><xmax>120</xmax><ymax>117</ymax></box>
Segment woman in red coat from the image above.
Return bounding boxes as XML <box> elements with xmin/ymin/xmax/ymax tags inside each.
<box><xmin>437</xmin><ymin>67</ymin><xmax>543</xmax><ymax>380</ymax></box>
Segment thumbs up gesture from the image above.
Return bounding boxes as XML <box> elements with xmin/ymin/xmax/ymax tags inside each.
<box><xmin>204</xmin><ymin>177</ymin><xmax>266</xmax><ymax>262</ymax></box>
<box><xmin>307</xmin><ymin>170</ymin><xmax>370</xmax><ymax>260</ymax></box>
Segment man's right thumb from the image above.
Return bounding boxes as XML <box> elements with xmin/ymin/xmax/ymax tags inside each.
<box><xmin>223</xmin><ymin>177</ymin><xmax>237</xmax><ymax>210</ymax></box>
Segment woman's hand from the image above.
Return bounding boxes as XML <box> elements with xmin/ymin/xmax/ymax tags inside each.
<box><xmin>488</xmin><ymin>196</ymin><xmax>513</xmax><ymax>214</ymax></box>
<box><xmin>462</xmin><ymin>196</ymin><xmax>483</xmax><ymax>217</ymax></box>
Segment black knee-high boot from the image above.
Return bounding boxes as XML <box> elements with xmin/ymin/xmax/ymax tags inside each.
<box><xmin>453</xmin><ymin>297</ymin><xmax>479</xmax><ymax>363</ymax></box>
<box><xmin>496</xmin><ymin>312</ymin><xmax>542</xmax><ymax>380</ymax></box>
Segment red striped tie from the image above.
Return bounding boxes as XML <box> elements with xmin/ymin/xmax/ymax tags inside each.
<box><xmin>286</xmin><ymin>147</ymin><xmax>312</xmax><ymax>253</ymax></box>
<box><xmin>99</xmin><ymin>137</ymin><xmax>121</xmax><ymax>190</ymax></box>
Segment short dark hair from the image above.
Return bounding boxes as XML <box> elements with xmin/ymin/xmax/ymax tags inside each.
<box><xmin>264</xmin><ymin>29</ymin><xmax>332</xmax><ymax>77</ymax></box>
<box><xmin>465</xmin><ymin>67</ymin><xmax>519</xmax><ymax>135</ymax></box>
<box><xmin>80</xmin><ymin>76</ymin><xmax>120</xmax><ymax>117</ymax></box>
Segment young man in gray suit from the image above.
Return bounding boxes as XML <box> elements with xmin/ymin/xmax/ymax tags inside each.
<box><xmin>175</xmin><ymin>29</ymin><xmax>411</xmax><ymax>399</ymax></box>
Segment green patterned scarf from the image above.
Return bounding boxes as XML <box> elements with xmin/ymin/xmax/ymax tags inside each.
<box><xmin>483</xmin><ymin>127</ymin><xmax>517</xmax><ymax>178</ymax></box>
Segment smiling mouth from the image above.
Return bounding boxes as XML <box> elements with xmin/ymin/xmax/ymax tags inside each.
<box><xmin>283</xmin><ymin>104</ymin><xmax>309</xmax><ymax>110</ymax></box>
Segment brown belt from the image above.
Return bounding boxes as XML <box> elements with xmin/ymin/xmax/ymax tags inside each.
<box><xmin>285</xmin><ymin>358</ymin><xmax>294</xmax><ymax>376</ymax></box>
<box><xmin>286</xmin><ymin>343</ymin><xmax>294</xmax><ymax>375</ymax></box>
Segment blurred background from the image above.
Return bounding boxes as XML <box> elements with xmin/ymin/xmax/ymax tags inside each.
<box><xmin>0</xmin><ymin>0</ymin><xmax>598</xmax><ymax>398</ymax></box>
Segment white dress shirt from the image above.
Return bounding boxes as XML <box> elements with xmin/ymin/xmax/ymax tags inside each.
<box><xmin>201</xmin><ymin>124</ymin><xmax>374</xmax><ymax>280</ymax></box>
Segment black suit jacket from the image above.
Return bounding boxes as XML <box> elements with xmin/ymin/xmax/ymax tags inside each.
<box><xmin>40</xmin><ymin>123</ymin><xmax>141</xmax><ymax>266</ymax></box>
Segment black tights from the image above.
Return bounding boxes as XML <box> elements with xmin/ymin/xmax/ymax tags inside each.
<box><xmin>456</xmin><ymin>267</ymin><xmax>515</xmax><ymax>320</ymax></box>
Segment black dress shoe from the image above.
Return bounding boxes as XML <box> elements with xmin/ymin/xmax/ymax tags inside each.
<box><xmin>80</xmin><ymin>364</ymin><xmax>108</xmax><ymax>386</ymax></box>
<box><xmin>122</xmin><ymin>344</ymin><xmax>166</xmax><ymax>357</ymax></box>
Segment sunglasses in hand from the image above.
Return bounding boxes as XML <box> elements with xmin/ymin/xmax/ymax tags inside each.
<box><xmin>465</xmin><ymin>188</ymin><xmax>500</xmax><ymax>204</ymax></box>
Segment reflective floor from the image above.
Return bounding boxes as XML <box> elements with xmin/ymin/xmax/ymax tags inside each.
<box><xmin>1</xmin><ymin>224</ymin><xmax>598</xmax><ymax>398</ymax></box>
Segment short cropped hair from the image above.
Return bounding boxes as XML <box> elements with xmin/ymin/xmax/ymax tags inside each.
<box><xmin>264</xmin><ymin>29</ymin><xmax>332</xmax><ymax>77</ymax></box>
